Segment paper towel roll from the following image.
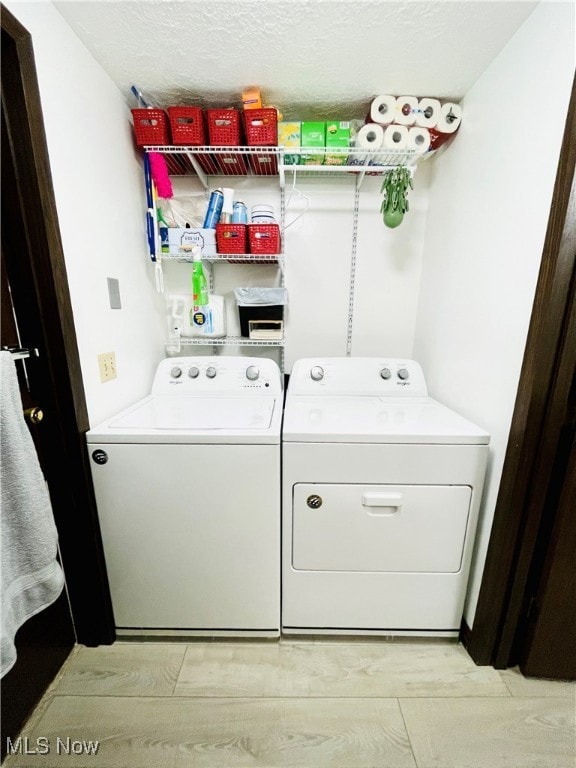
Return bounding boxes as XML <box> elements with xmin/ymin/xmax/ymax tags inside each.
<box><xmin>395</xmin><ymin>96</ymin><xmax>418</xmax><ymax>126</ymax></box>
<box><xmin>428</xmin><ymin>128</ymin><xmax>453</xmax><ymax>151</ymax></box>
<box><xmin>383</xmin><ymin>124</ymin><xmax>409</xmax><ymax>149</ymax></box>
<box><xmin>415</xmin><ymin>98</ymin><xmax>441</xmax><ymax>128</ymax></box>
<box><xmin>436</xmin><ymin>102</ymin><xmax>462</xmax><ymax>134</ymax></box>
<box><xmin>407</xmin><ymin>127</ymin><xmax>431</xmax><ymax>154</ymax></box>
<box><xmin>355</xmin><ymin>123</ymin><xmax>385</xmax><ymax>149</ymax></box>
<box><xmin>369</xmin><ymin>95</ymin><xmax>397</xmax><ymax>126</ymax></box>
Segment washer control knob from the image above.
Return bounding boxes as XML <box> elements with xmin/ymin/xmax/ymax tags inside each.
<box><xmin>170</xmin><ymin>367</ymin><xmax>182</xmax><ymax>379</ymax></box>
<box><xmin>380</xmin><ymin>367</ymin><xmax>392</xmax><ymax>380</ymax></box>
<box><xmin>397</xmin><ymin>368</ymin><xmax>410</xmax><ymax>381</ymax></box>
<box><xmin>310</xmin><ymin>366</ymin><xmax>324</xmax><ymax>382</ymax></box>
<box><xmin>188</xmin><ymin>366</ymin><xmax>200</xmax><ymax>379</ymax></box>
<box><xmin>205</xmin><ymin>366</ymin><xmax>217</xmax><ymax>379</ymax></box>
<box><xmin>246</xmin><ymin>365</ymin><xmax>260</xmax><ymax>381</ymax></box>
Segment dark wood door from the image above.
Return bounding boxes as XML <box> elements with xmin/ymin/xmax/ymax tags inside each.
<box><xmin>1</xmin><ymin>100</ymin><xmax>76</xmax><ymax>761</ymax></box>
<box><xmin>464</xmin><ymin>75</ymin><xmax>576</xmax><ymax>676</ymax></box>
<box><xmin>517</xmin><ymin>280</ymin><xmax>576</xmax><ymax>680</ymax></box>
<box><xmin>1</xmin><ymin>7</ymin><xmax>115</xmax><ymax>757</ymax></box>
<box><xmin>520</xmin><ymin>440</ymin><xmax>575</xmax><ymax>679</ymax></box>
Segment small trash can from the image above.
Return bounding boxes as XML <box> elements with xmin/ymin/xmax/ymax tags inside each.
<box><xmin>234</xmin><ymin>287</ymin><xmax>288</xmax><ymax>338</ymax></box>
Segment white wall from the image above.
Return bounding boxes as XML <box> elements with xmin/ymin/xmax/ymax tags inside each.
<box><xmin>5</xmin><ymin>0</ymin><xmax>167</xmax><ymax>425</ymax></box>
<box><xmin>160</xmin><ymin>171</ymin><xmax>430</xmax><ymax>372</ymax></box>
<box><xmin>413</xmin><ymin>1</ymin><xmax>575</xmax><ymax>627</ymax></box>
<box><xmin>352</xmin><ymin>166</ymin><xmax>430</xmax><ymax>359</ymax></box>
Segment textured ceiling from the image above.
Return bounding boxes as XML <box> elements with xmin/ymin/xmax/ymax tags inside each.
<box><xmin>53</xmin><ymin>0</ymin><xmax>539</xmax><ymax>119</ymax></box>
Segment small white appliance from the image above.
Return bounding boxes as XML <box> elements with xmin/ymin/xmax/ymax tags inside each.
<box><xmin>87</xmin><ymin>356</ymin><xmax>282</xmax><ymax>637</ymax></box>
<box><xmin>282</xmin><ymin>357</ymin><xmax>490</xmax><ymax>637</ymax></box>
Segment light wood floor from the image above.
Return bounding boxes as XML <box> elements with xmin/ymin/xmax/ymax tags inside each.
<box><xmin>3</xmin><ymin>639</ymin><xmax>575</xmax><ymax>767</ymax></box>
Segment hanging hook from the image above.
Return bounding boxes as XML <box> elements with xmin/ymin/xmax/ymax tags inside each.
<box><xmin>284</xmin><ymin>169</ymin><xmax>310</xmax><ymax>230</ymax></box>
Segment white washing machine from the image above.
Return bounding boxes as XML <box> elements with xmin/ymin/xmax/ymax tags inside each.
<box><xmin>87</xmin><ymin>356</ymin><xmax>282</xmax><ymax>638</ymax></box>
<box><xmin>282</xmin><ymin>357</ymin><xmax>490</xmax><ymax>637</ymax></box>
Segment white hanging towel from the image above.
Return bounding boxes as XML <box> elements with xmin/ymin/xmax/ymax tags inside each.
<box><xmin>0</xmin><ymin>352</ymin><xmax>64</xmax><ymax>678</ymax></box>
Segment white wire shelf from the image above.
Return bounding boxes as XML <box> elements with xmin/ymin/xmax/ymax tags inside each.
<box><xmin>163</xmin><ymin>252</ymin><xmax>283</xmax><ymax>265</ymax></box>
<box><xmin>145</xmin><ymin>145</ymin><xmax>418</xmax><ymax>186</ymax></box>
<box><xmin>167</xmin><ymin>336</ymin><xmax>285</xmax><ymax>348</ymax></box>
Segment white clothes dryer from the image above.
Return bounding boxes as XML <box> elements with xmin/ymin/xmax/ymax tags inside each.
<box><xmin>87</xmin><ymin>356</ymin><xmax>282</xmax><ymax>638</ymax></box>
<box><xmin>282</xmin><ymin>357</ymin><xmax>490</xmax><ymax>637</ymax></box>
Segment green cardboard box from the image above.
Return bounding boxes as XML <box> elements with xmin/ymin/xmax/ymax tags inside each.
<box><xmin>277</xmin><ymin>121</ymin><xmax>301</xmax><ymax>165</ymax></box>
<box><xmin>301</xmin><ymin>121</ymin><xmax>326</xmax><ymax>165</ymax></box>
<box><xmin>325</xmin><ymin>121</ymin><xmax>351</xmax><ymax>165</ymax></box>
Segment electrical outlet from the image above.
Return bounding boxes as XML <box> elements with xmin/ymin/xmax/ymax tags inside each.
<box><xmin>98</xmin><ymin>352</ymin><xmax>117</xmax><ymax>383</ymax></box>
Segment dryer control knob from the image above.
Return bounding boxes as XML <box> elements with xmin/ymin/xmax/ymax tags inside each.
<box><xmin>206</xmin><ymin>366</ymin><xmax>217</xmax><ymax>379</ymax></box>
<box><xmin>246</xmin><ymin>365</ymin><xmax>260</xmax><ymax>381</ymax></box>
<box><xmin>397</xmin><ymin>368</ymin><xmax>410</xmax><ymax>380</ymax></box>
<box><xmin>188</xmin><ymin>366</ymin><xmax>200</xmax><ymax>379</ymax></box>
<box><xmin>380</xmin><ymin>367</ymin><xmax>392</xmax><ymax>380</ymax></box>
<box><xmin>170</xmin><ymin>367</ymin><xmax>182</xmax><ymax>379</ymax></box>
<box><xmin>310</xmin><ymin>366</ymin><xmax>324</xmax><ymax>381</ymax></box>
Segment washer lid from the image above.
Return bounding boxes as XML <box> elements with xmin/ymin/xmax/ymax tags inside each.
<box><xmin>282</xmin><ymin>396</ymin><xmax>490</xmax><ymax>444</ymax></box>
<box><xmin>86</xmin><ymin>395</ymin><xmax>281</xmax><ymax>444</ymax></box>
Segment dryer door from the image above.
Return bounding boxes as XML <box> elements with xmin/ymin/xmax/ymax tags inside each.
<box><xmin>292</xmin><ymin>484</ymin><xmax>472</xmax><ymax>573</ymax></box>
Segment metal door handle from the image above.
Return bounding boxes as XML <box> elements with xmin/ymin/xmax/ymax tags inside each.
<box><xmin>24</xmin><ymin>407</ymin><xmax>44</xmax><ymax>425</ymax></box>
<box><xmin>2</xmin><ymin>346</ymin><xmax>39</xmax><ymax>360</ymax></box>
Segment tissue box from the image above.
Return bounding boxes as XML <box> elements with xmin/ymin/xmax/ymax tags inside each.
<box><xmin>167</xmin><ymin>228</ymin><xmax>216</xmax><ymax>257</ymax></box>
<box><xmin>325</xmin><ymin>121</ymin><xmax>351</xmax><ymax>165</ymax></box>
<box><xmin>301</xmin><ymin>121</ymin><xmax>325</xmax><ymax>165</ymax></box>
<box><xmin>278</xmin><ymin>121</ymin><xmax>301</xmax><ymax>165</ymax></box>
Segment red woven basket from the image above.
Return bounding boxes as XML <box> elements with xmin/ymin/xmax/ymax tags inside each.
<box><xmin>216</xmin><ymin>224</ymin><xmax>247</xmax><ymax>254</ymax></box>
<box><xmin>131</xmin><ymin>109</ymin><xmax>170</xmax><ymax>147</ymax></box>
<box><xmin>207</xmin><ymin>109</ymin><xmax>242</xmax><ymax>146</ymax></box>
<box><xmin>214</xmin><ymin>154</ymin><xmax>249</xmax><ymax>175</ymax></box>
<box><xmin>244</xmin><ymin>109</ymin><xmax>278</xmax><ymax>146</ymax></box>
<box><xmin>168</xmin><ymin>107</ymin><xmax>206</xmax><ymax>145</ymax></box>
<box><xmin>247</xmin><ymin>153</ymin><xmax>278</xmax><ymax>176</ymax></box>
<box><xmin>248</xmin><ymin>224</ymin><xmax>281</xmax><ymax>254</ymax></box>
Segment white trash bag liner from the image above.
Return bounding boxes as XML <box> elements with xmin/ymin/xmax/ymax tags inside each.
<box><xmin>234</xmin><ymin>287</ymin><xmax>288</xmax><ymax>307</ymax></box>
